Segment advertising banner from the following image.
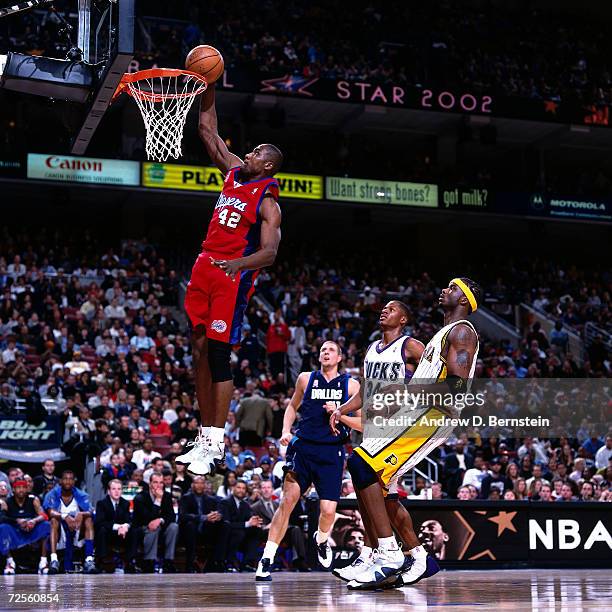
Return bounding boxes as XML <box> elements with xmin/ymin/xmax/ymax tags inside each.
<box><xmin>334</xmin><ymin>500</ymin><xmax>612</xmax><ymax>564</ymax></box>
<box><xmin>439</xmin><ymin>186</ymin><xmax>493</xmax><ymax>212</ymax></box>
<box><xmin>326</xmin><ymin>176</ymin><xmax>437</xmax><ymax>207</ymax></box>
<box><xmin>27</xmin><ymin>154</ymin><xmax>139</xmax><ymax>186</ymax></box>
<box><xmin>0</xmin><ymin>415</ymin><xmax>63</xmax><ymax>451</ymax></box>
<box><xmin>142</xmin><ymin>162</ymin><xmax>323</xmax><ymax>200</ymax></box>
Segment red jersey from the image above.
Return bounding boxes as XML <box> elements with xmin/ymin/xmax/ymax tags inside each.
<box><xmin>202</xmin><ymin>167</ymin><xmax>279</xmax><ymax>258</ymax></box>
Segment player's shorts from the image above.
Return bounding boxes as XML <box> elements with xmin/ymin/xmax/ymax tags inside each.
<box><xmin>184</xmin><ymin>251</ymin><xmax>257</xmax><ymax>344</ymax></box>
<box><xmin>354</xmin><ymin>407</ymin><xmax>449</xmax><ymax>497</ymax></box>
<box><xmin>284</xmin><ymin>437</ymin><xmax>345</xmax><ymax>502</ymax></box>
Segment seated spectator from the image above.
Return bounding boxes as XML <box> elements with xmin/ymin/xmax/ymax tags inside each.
<box><xmin>32</xmin><ymin>459</ymin><xmax>59</xmax><ymax>499</ymax></box>
<box><xmin>480</xmin><ymin>458</ymin><xmax>512</xmax><ymax>499</ymax></box>
<box><xmin>94</xmin><ymin>479</ymin><xmax>136</xmax><ymax>573</ymax></box>
<box><xmin>457</xmin><ymin>485</ymin><xmax>471</xmax><ymax>500</ymax></box>
<box><xmin>172</xmin><ymin>463</ymin><xmax>193</xmax><ymax>495</ymax></box>
<box><xmin>148</xmin><ymin>407</ymin><xmax>171</xmax><ymax>437</ymax></box>
<box><xmin>579</xmin><ymin>481</ymin><xmax>596</xmax><ymax>502</ymax></box>
<box><xmin>535</xmin><ymin>483</ymin><xmax>554</xmax><ymax>502</ymax></box>
<box><xmin>444</xmin><ymin>441</ymin><xmax>474</xmax><ymax>498</ymax></box>
<box><xmin>132</xmin><ymin>438</ymin><xmax>161</xmax><ymax>471</ymax></box>
<box><xmin>525</xmin><ymin>464</ymin><xmax>549</xmax><ymax>490</ymax></box>
<box><xmin>250</xmin><ymin>480</ymin><xmax>309</xmax><ymax>571</ymax></box>
<box><xmin>132</xmin><ymin>472</ymin><xmax>178</xmax><ymax>573</ymax></box>
<box><xmin>430</xmin><ymin>481</ymin><xmax>446</xmax><ymax>500</ymax></box>
<box><xmin>102</xmin><ymin>454</ymin><xmax>130</xmax><ymax>488</ymax></box>
<box><xmin>43</xmin><ymin>470</ymin><xmax>97</xmax><ymax>574</ymax></box>
<box><xmin>513</xmin><ymin>478</ymin><xmax>528</xmax><ymax>500</ymax></box>
<box><xmin>217</xmin><ymin>471</ymin><xmax>238</xmax><ymax>498</ymax></box>
<box><xmin>556</xmin><ymin>483</ymin><xmax>577</xmax><ymax>502</ymax></box>
<box><xmin>128</xmin><ymin>406</ymin><xmax>149</xmax><ymax>433</ymax></box>
<box><xmin>219</xmin><ymin>480</ymin><xmax>263</xmax><ymax>571</ymax></box>
<box><xmin>595</xmin><ymin>435</ymin><xmax>612</xmax><ymax>470</ymax></box>
<box><xmin>0</xmin><ymin>479</ymin><xmax>50</xmax><ymax>574</ymax></box>
<box><xmin>461</xmin><ymin>455</ymin><xmax>488</xmax><ymax>492</ymax></box>
<box><xmin>225</xmin><ymin>442</ymin><xmax>244</xmax><ymax>471</ymax></box>
<box><xmin>179</xmin><ymin>477</ymin><xmax>227</xmax><ymax>573</ymax></box>
<box><xmin>581</xmin><ymin>433</ymin><xmax>604</xmax><ymax>459</ymax></box>
<box><xmin>503</xmin><ymin>490</ymin><xmax>517</xmax><ymax>500</ymax></box>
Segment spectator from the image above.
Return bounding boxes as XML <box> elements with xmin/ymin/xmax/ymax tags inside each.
<box><xmin>179</xmin><ymin>476</ymin><xmax>226</xmax><ymax>573</ymax></box>
<box><xmin>32</xmin><ymin>459</ymin><xmax>59</xmax><ymax>498</ymax></box>
<box><xmin>461</xmin><ymin>455</ymin><xmax>488</xmax><ymax>493</ymax></box>
<box><xmin>132</xmin><ymin>472</ymin><xmax>178</xmax><ymax>573</ymax></box>
<box><xmin>148</xmin><ymin>407</ymin><xmax>172</xmax><ymax>437</ymax></box>
<box><xmin>549</xmin><ymin>321</ymin><xmax>569</xmax><ymax>352</ymax></box>
<box><xmin>556</xmin><ymin>483</ymin><xmax>578</xmax><ymax>502</ymax></box>
<box><xmin>581</xmin><ymin>432</ymin><xmax>605</xmax><ymax>459</ymax></box>
<box><xmin>595</xmin><ymin>435</ymin><xmax>612</xmax><ymax>469</ymax></box>
<box><xmin>480</xmin><ymin>458</ymin><xmax>512</xmax><ymax>499</ymax></box>
<box><xmin>217</xmin><ymin>471</ymin><xmax>238</xmax><ymax>498</ymax></box>
<box><xmin>94</xmin><ymin>479</ymin><xmax>136</xmax><ymax>573</ymax></box>
<box><xmin>266</xmin><ymin>314</ymin><xmax>290</xmax><ymax>377</ymax></box>
<box><xmin>579</xmin><ymin>481</ymin><xmax>596</xmax><ymax>502</ymax></box>
<box><xmin>536</xmin><ymin>483</ymin><xmax>554</xmax><ymax>502</ymax></box>
<box><xmin>43</xmin><ymin>470</ymin><xmax>97</xmax><ymax>574</ymax></box>
<box><xmin>132</xmin><ymin>438</ymin><xmax>162</xmax><ymax>471</ymax></box>
<box><xmin>128</xmin><ymin>406</ymin><xmax>149</xmax><ymax>432</ymax></box>
<box><xmin>130</xmin><ymin>326</ymin><xmax>155</xmax><ymax>351</ymax></box>
<box><xmin>443</xmin><ymin>440</ymin><xmax>474</xmax><ymax>498</ymax></box>
<box><xmin>513</xmin><ymin>478</ymin><xmax>528</xmax><ymax>500</ymax></box>
<box><xmin>0</xmin><ymin>478</ymin><xmax>50</xmax><ymax>575</ymax></box>
<box><xmin>457</xmin><ymin>485</ymin><xmax>471</xmax><ymax>500</ymax></box>
<box><xmin>250</xmin><ymin>480</ymin><xmax>309</xmax><ymax>571</ymax></box>
<box><xmin>236</xmin><ymin>392</ymin><xmax>273</xmax><ymax>447</ymax></box>
<box><xmin>218</xmin><ymin>480</ymin><xmax>263</xmax><ymax>571</ymax></box>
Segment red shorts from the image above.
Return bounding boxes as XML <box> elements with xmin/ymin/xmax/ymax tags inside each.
<box><xmin>184</xmin><ymin>252</ymin><xmax>257</xmax><ymax>344</ymax></box>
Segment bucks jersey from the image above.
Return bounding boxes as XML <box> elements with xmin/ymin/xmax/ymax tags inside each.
<box><xmin>356</xmin><ymin>320</ymin><xmax>479</xmax><ymax>488</ymax></box>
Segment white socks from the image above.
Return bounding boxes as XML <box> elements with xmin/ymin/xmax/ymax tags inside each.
<box><xmin>50</xmin><ymin>553</ymin><xmax>58</xmax><ymax>562</ymax></box>
<box><xmin>360</xmin><ymin>545</ymin><xmax>373</xmax><ymax>559</ymax></box>
<box><xmin>378</xmin><ymin>536</ymin><xmax>400</xmax><ymax>551</ymax></box>
<box><xmin>262</xmin><ymin>541</ymin><xmax>278</xmax><ymax>561</ymax></box>
<box><xmin>210</xmin><ymin>426</ymin><xmax>225</xmax><ymax>445</ymax></box>
<box><xmin>316</xmin><ymin>530</ymin><xmax>330</xmax><ymax>545</ymax></box>
<box><xmin>200</xmin><ymin>426</ymin><xmax>211</xmax><ymax>439</ymax></box>
<box><xmin>410</xmin><ymin>545</ymin><xmax>427</xmax><ymax>559</ymax></box>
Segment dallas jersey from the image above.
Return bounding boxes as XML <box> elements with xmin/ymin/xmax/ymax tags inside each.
<box><xmin>355</xmin><ymin>320</ymin><xmax>479</xmax><ymax>492</ymax></box>
<box><xmin>202</xmin><ymin>166</ymin><xmax>279</xmax><ymax>257</ymax></box>
<box><xmin>296</xmin><ymin>370</ymin><xmax>352</xmax><ymax>444</ymax></box>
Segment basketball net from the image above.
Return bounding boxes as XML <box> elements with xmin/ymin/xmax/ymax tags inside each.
<box><xmin>115</xmin><ymin>69</ymin><xmax>208</xmax><ymax>162</ymax></box>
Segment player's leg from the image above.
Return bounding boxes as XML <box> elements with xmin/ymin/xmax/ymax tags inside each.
<box><xmin>385</xmin><ymin>494</ymin><xmax>439</xmax><ymax>587</ymax></box>
<box><xmin>332</xmin><ymin>487</ymin><xmax>376</xmax><ymax>581</ymax></box>
<box><xmin>345</xmin><ymin>452</ymin><xmax>405</xmax><ymax>588</ymax></box>
<box><xmin>309</xmin><ymin>442</ymin><xmax>346</xmax><ymax>569</ymax></box>
<box><xmin>48</xmin><ymin>517</ymin><xmax>60</xmax><ymax>574</ymax></box>
<box><xmin>256</xmin><ymin>472</ymin><xmax>303</xmax><ymax>581</ymax></box>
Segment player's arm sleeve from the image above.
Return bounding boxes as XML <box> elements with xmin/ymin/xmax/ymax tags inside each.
<box><xmin>198</xmin><ymin>85</ymin><xmax>242</xmax><ymax>174</ymax></box>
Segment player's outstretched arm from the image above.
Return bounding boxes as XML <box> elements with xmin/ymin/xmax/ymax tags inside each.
<box><xmin>198</xmin><ymin>84</ymin><xmax>242</xmax><ymax>174</ymax></box>
<box><xmin>210</xmin><ymin>195</ymin><xmax>281</xmax><ymax>279</ymax></box>
<box><xmin>279</xmin><ymin>372</ymin><xmax>308</xmax><ymax>445</ymax></box>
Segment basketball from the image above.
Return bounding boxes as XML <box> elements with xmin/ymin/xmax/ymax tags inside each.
<box><xmin>185</xmin><ymin>45</ymin><xmax>224</xmax><ymax>84</ymax></box>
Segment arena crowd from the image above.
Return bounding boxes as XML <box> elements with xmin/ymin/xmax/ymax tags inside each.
<box><xmin>0</xmin><ymin>231</ymin><xmax>609</xmax><ymax>573</ymax></box>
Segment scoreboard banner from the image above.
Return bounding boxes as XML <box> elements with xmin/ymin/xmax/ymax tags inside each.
<box><xmin>334</xmin><ymin>499</ymin><xmax>612</xmax><ymax>565</ymax></box>
<box><xmin>214</xmin><ymin>67</ymin><xmax>610</xmax><ymax>128</ymax></box>
<box><xmin>326</xmin><ymin>176</ymin><xmax>437</xmax><ymax>207</ymax></box>
<box><xmin>27</xmin><ymin>153</ymin><xmax>139</xmax><ymax>186</ymax></box>
<box><xmin>142</xmin><ymin>162</ymin><xmax>323</xmax><ymax>200</ymax></box>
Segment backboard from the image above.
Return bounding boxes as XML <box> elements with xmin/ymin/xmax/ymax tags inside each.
<box><xmin>71</xmin><ymin>0</ymin><xmax>135</xmax><ymax>154</ymax></box>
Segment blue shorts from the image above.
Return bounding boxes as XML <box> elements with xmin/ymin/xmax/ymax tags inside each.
<box><xmin>284</xmin><ymin>437</ymin><xmax>345</xmax><ymax>502</ymax></box>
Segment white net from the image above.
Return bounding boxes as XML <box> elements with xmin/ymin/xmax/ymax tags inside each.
<box><xmin>126</xmin><ymin>73</ymin><xmax>207</xmax><ymax>162</ymax></box>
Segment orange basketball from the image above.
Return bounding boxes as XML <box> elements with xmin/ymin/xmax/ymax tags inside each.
<box><xmin>185</xmin><ymin>45</ymin><xmax>224</xmax><ymax>84</ymax></box>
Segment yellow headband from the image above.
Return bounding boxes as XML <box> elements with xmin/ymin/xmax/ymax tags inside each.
<box><xmin>450</xmin><ymin>278</ymin><xmax>478</xmax><ymax>313</ymax></box>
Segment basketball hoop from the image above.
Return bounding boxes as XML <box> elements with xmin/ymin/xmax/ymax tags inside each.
<box><xmin>114</xmin><ymin>68</ymin><xmax>208</xmax><ymax>162</ymax></box>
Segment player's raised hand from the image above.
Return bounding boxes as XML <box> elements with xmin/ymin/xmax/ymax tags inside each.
<box><xmin>210</xmin><ymin>256</ymin><xmax>242</xmax><ymax>280</ymax></box>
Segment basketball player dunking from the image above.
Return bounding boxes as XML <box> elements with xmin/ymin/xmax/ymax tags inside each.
<box><xmin>327</xmin><ymin>301</ymin><xmax>438</xmax><ymax>586</ymax></box>
<box><xmin>255</xmin><ymin>341</ymin><xmax>361</xmax><ymax>582</ymax></box>
<box><xmin>332</xmin><ymin>278</ymin><xmax>481</xmax><ymax>589</ymax></box>
<box><xmin>177</xmin><ymin>84</ymin><xmax>284</xmax><ymax>475</ymax></box>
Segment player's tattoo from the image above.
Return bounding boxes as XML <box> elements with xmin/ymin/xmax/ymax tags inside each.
<box><xmin>455</xmin><ymin>349</ymin><xmax>470</xmax><ymax>367</ymax></box>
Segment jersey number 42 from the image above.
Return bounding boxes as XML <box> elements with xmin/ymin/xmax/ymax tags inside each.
<box><xmin>218</xmin><ymin>209</ymin><xmax>241</xmax><ymax>229</ymax></box>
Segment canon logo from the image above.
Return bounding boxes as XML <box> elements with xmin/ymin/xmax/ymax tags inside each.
<box><xmin>45</xmin><ymin>156</ymin><xmax>102</xmax><ymax>172</ymax></box>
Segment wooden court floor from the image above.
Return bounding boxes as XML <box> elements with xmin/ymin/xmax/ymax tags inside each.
<box><xmin>1</xmin><ymin>569</ymin><xmax>610</xmax><ymax>611</ymax></box>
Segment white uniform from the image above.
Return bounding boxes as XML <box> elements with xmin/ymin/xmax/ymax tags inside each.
<box><xmin>355</xmin><ymin>320</ymin><xmax>479</xmax><ymax>494</ymax></box>
<box><xmin>57</xmin><ymin>497</ymin><xmax>83</xmax><ymax>549</ymax></box>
